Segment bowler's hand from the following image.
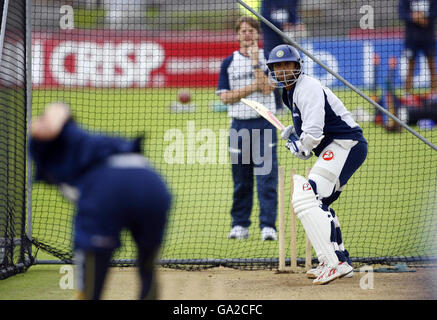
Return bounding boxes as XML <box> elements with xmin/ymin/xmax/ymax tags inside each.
<box><xmin>31</xmin><ymin>102</ymin><xmax>71</xmax><ymax>141</ymax></box>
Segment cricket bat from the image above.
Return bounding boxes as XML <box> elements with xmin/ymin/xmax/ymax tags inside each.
<box><xmin>241</xmin><ymin>98</ymin><xmax>285</xmax><ymax>131</ymax></box>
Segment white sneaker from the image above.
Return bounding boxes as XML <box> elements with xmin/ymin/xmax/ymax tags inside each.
<box><xmin>261</xmin><ymin>227</ymin><xmax>277</xmax><ymax>241</ymax></box>
<box><xmin>343</xmin><ymin>270</ymin><xmax>354</xmax><ymax>278</ymax></box>
<box><xmin>313</xmin><ymin>261</ymin><xmax>353</xmax><ymax>285</ymax></box>
<box><xmin>308</xmin><ymin>261</ymin><xmax>353</xmax><ymax>279</ymax></box>
<box><xmin>228</xmin><ymin>226</ymin><xmax>249</xmax><ymax>239</ymax></box>
<box><xmin>306</xmin><ymin>261</ymin><xmax>325</xmax><ymax>279</ymax></box>
<box><xmin>339</xmin><ymin>263</ymin><xmax>354</xmax><ymax>278</ymax></box>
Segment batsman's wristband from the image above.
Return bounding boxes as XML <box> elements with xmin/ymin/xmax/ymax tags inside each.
<box><xmin>253</xmin><ymin>63</ymin><xmax>261</xmax><ymax>69</ymax></box>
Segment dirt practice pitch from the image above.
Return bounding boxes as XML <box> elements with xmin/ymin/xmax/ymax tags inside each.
<box><xmin>100</xmin><ymin>266</ymin><xmax>437</xmax><ymax>300</ymax></box>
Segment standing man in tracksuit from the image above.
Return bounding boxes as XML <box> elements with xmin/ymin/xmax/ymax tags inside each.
<box><xmin>217</xmin><ymin>16</ymin><xmax>278</xmax><ymax>241</ymax></box>
<box><xmin>399</xmin><ymin>0</ymin><xmax>437</xmax><ymax>95</ymax></box>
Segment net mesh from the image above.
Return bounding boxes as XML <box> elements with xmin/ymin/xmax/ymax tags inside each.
<box><xmin>28</xmin><ymin>0</ymin><xmax>437</xmax><ymax>270</ymax></box>
<box><xmin>0</xmin><ymin>0</ymin><xmax>33</xmax><ymax>279</ymax></box>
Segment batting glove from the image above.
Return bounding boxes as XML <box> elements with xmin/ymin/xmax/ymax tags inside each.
<box><xmin>285</xmin><ymin>136</ymin><xmax>312</xmax><ymax>160</ymax></box>
<box><xmin>281</xmin><ymin>125</ymin><xmax>297</xmax><ymax>140</ymax></box>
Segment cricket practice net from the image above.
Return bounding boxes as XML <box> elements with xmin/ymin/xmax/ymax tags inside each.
<box><xmin>4</xmin><ymin>1</ymin><xmax>437</xmax><ymax>274</ymax></box>
<box><xmin>0</xmin><ymin>0</ymin><xmax>33</xmax><ymax>279</ymax></box>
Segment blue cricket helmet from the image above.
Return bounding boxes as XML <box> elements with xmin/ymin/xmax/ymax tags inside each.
<box><xmin>266</xmin><ymin>44</ymin><xmax>303</xmax><ymax>87</ymax></box>
<box><xmin>266</xmin><ymin>44</ymin><xmax>302</xmax><ymax>68</ymax></box>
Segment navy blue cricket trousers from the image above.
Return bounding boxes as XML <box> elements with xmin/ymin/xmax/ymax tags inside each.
<box><xmin>229</xmin><ymin>118</ymin><xmax>278</xmax><ymax>230</ymax></box>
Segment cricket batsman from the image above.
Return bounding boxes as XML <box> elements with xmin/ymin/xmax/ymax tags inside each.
<box><xmin>266</xmin><ymin>44</ymin><xmax>368</xmax><ymax>284</ymax></box>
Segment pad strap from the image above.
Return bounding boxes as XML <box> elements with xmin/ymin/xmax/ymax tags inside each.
<box><xmin>310</xmin><ymin>167</ymin><xmax>337</xmax><ymax>183</ymax></box>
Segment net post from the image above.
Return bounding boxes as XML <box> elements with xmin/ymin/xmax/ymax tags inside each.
<box><xmin>289</xmin><ymin>168</ymin><xmax>297</xmax><ymax>272</ymax></box>
<box><xmin>0</xmin><ymin>0</ymin><xmax>10</xmax><ymax>67</ymax></box>
<box><xmin>25</xmin><ymin>0</ymin><xmax>33</xmax><ymax>253</ymax></box>
<box><xmin>305</xmin><ymin>167</ymin><xmax>312</xmax><ymax>271</ymax></box>
<box><xmin>277</xmin><ymin>166</ymin><xmax>285</xmax><ymax>272</ymax></box>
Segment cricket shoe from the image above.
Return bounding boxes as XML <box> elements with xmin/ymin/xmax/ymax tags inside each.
<box><xmin>312</xmin><ymin>262</ymin><xmax>353</xmax><ymax>285</ymax></box>
<box><xmin>343</xmin><ymin>270</ymin><xmax>354</xmax><ymax>278</ymax></box>
<box><xmin>228</xmin><ymin>226</ymin><xmax>249</xmax><ymax>239</ymax></box>
<box><xmin>337</xmin><ymin>261</ymin><xmax>354</xmax><ymax>279</ymax></box>
<box><xmin>306</xmin><ymin>261</ymin><xmax>325</xmax><ymax>279</ymax></box>
<box><xmin>261</xmin><ymin>227</ymin><xmax>277</xmax><ymax>241</ymax></box>
<box><xmin>342</xmin><ymin>264</ymin><xmax>354</xmax><ymax>278</ymax></box>
<box><xmin>308</xmin><ymin>261</ymin><xmax>354</xmax><ymax>279</ymax></box>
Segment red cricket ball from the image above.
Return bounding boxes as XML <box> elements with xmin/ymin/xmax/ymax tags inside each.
<box><xmin>178</xmin><ymin>90</ymin><xmax>191</xmax><ymax>104</ymax></box>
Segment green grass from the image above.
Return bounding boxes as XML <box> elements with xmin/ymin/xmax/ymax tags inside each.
<box><xmin>74</xmin><ymin>8</ymin><xmax>106</xmax><ymax>29</ymax></box>
<box><xmin>0</xmin><ymin>249</ymin><xmax>73</xmax><ymax>300</ymax></box>
<box><xmin>0</xmin><ymin>264</ymin><xmax>74</xmax><ymax>300</ymax></box>
<box><xmin>72</xmin><ymin>7</ymin><xmax>237</xmax><ymax>31</ymax></box>
<box><xmin>29</xmin><ymin>87</ymin><xmax>437</xmax><ymax>261</ymax></box>
<box><xmin>2</xmin><ymin>86</ymin><xmax>436</xmax><ymax>298</ymax></box>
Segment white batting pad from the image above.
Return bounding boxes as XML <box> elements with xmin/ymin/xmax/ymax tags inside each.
<box><xmin>300</xmin><ymin>132</ymin><xmax>324</xmax><ymax>151</ymax></box>
<box><xmin>292</xmin><ymin>174</ymin><xmax>339</xmax><ymax>266</ymax></box>
<box><xmin>308</xmin><ymin>139</ymin><xmax>357</xmax><ymax>198</ymax></box>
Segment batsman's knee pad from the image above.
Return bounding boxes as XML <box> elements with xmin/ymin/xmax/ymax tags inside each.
<box><xmin>308</xmin><ymin>139</ymin><xmax>357</xmax><ymax>199</ymax></box>
<box><xmin>292</xmin><ymin>174</ymin><xmax>338</xmax><ymax>266</ymax></box>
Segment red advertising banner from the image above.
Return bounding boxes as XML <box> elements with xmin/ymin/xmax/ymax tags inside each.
<box><xmin>32</xmin><ymin>30</ymin><xmax>240</xmax><ymax>88</ymax></box>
